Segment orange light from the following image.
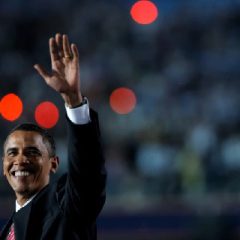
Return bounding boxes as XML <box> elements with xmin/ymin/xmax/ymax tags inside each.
<box><xmin>130</xmin><ymin>0</ymin><xmax>158</xmax><ymax>25</ymax></box>
<box><xmin>35</xmin><ymin>101</ymin><xmax>59</xmax><ymax>129</ymax></box>
<box><xmin>0</xmin><ymin>93</ymin><xmax>23</xmax><ymax>121</ymax></box>
<box><xmin>110</xmin><ymin>87</ymin><xmax>137</xmax><ymax>114</ymax></box>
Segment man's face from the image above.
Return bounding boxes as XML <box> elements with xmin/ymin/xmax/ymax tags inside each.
<box><xmin>2</xmin><ymin>130</ymin><xmax>58</xmax><ymax>199</ymax></box>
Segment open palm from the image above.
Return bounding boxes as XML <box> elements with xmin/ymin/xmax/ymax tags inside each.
<box><xmin>34</xmin><ymin>34</ymin><xmax>82</xmax><ymax>107</ymax></box>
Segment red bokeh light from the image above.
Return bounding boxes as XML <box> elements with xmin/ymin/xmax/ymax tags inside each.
<box><xmin>130</xmin><ymin>0</ymin><xmax>158</xmax><ymax>25</ymax></box>
<box><xmin>0</xmin><ymin>93</ymin><xmax>23</xmax><ymax>121</ymax></box>
<box><xmin>110</xmin><ymin>87</ymin><xmax>137</xmax><ymax>114</ymax></box>
<box><xmin>35</xmin><ymin>101</ymin><xmax>59</xmax><ymax>129</ymax></box>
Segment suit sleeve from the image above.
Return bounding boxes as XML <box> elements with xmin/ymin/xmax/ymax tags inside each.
<box><xmin>63</xmin><ymin>109</ymin><xmax>106</xmax><ymax>224</ymax></box>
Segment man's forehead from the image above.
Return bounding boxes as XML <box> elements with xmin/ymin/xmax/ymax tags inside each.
<box><xmin>5</xmin><ymin>130</ymin><xmax>44</xmax><ymax>146</ymax></box>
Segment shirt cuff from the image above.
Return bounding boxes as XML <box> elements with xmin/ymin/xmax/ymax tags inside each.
<box><xmin>65</xmin><ymin>97</ymin><xmax>91</xmax><ymax>124</ymax></box>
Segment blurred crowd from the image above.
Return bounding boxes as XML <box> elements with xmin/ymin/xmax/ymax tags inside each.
<box><xmin>0</xmin><ymin>0</ymin><xmax>240</xmax><ymax>217</ymax></box>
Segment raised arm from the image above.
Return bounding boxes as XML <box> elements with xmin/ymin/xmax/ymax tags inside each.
<box><xmin>34</xmin><ymin>34</ymin><xmax>106</xmax><ymax>225</ymax></box>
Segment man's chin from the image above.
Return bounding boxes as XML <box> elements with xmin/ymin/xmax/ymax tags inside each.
<box><xmin>11</xmin><ymin>182</ymin><xmax>35</xmax><ymax>196</ymax></box>
<box><xmin>14</xmin><ymin>187</ymin><xmax>32</xmax><ymax>196</ymax></box>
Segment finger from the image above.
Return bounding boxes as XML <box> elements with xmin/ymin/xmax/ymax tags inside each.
<box><xmin>34</xmin><ymin>64</ymin><xmax>51</xmax><ymax>80</ymax></box>
<box><xmin>63</xmin><ymin>34</ymin><xmax>72</xmax><ymax>58</ymax></box>
<box><xmin>55</xmin><ymin>33</ymin><xmax>64</xmax><ymax>58</ymax></box>
<box><xmin>71</xmin><ymin>44</ymin><xmax>79</xmax><ymax>60</ymax></box>
<box><xmin>49</xmin><ymin>37</ymin><xmax>61</xmax><ymax>63</ymax></box>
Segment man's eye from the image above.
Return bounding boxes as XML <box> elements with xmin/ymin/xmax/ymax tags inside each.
<box><xmin>7</xmin><ymin>153</ymin><xmax>16</xmax><ymax>158</ymax></box>
<box><xmin>26</xmin><ymin>150</ymin><xmax>40</xmax><ymax>156</ymax></box>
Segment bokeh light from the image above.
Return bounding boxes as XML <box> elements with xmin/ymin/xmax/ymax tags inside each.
<box><xmin>110</xmin><ymin>87</ymin><xmax>137</xmax><ymax>114</ymax></box>
<box><xmin>0</xmin><ymin>93</ymin><xmax>23</xmax><ymax>121</ymax></box>
<box><xmin>130</xmin><ymin>0</ymin><xmax>158</xmax><ymax>25</ymax></box>
<box><xmin>35</xmin><ymin>101</ymin><xmax>59</xmax><ymax>129</ymax></box>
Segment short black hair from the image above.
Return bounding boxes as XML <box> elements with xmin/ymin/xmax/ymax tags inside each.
<box><xmin>4</xmin><ymin>123</ymin><xmax>56</xmax><ymax>157</ymax></box>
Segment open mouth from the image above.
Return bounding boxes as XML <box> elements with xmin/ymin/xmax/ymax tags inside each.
<box><xmin>11</xmin><ymin>170</ymin><xmax>32</xmax><ymax>177</ymax></box>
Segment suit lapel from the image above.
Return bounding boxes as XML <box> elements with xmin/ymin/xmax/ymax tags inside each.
<box><xmin>13</xmin><ymin>202</ymin><xmax>32</xmax><ymax>240</ymax></box>
<box><xmin>0</xmin><ymin>212</ymin><xmax>15</xmax><ymax>240</ymax></box>
<box><xmin>1</xmin><ymin>183</ymin><xmax>55</xmax><ymax>240</ymax></box>
<box><xmin>23</xmin><ymin>184</ymin><xmax>53</xmax><ymax>240</ymax></box>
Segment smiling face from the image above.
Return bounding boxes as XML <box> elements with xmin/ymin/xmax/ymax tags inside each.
<box><xmin>3</xmin><ymin>130</ymin><xmax>59</xmax><ymax>204</ymax></box>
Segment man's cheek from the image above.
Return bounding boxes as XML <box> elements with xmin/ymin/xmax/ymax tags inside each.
<box><xmin>3</xmin><ymin>164</ymin><xmax>7</xmax><ymax>176</ymax></box>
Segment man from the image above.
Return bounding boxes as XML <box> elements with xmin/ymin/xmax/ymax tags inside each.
<box><xmin>0</xmin><ymin>33</ymin><xmax>106</xmax><ymax>240</ymax></box>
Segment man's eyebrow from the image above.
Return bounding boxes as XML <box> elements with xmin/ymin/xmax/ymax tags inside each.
<box><xmin>24</xmin><ymin>147</ymin><xmax>42</xmax><ymax>153</ymax></box>
<box><xmin>6</xmin><ymin>147</ymin><xmax>18</xmax><ymax>153</ymax></box>
<box><xmin>6</xmin><ymin>146</ymin><xmax>41</xmax><ymax>153</ymax></box>
<box><xmin>24</xmin><ymin>146</ymin><xmax>40</xmax><ymax>152</ymax></box>
<box><xmin>25</xmin><ymin>146</ymin><xmax>39</xmax><ymax>150</ymax></box>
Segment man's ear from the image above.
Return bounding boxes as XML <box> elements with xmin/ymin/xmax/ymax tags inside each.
<box><xmin>50</xmin><ymin>156</ymin><xmax>59</xmax><ymax>174</ymax></box>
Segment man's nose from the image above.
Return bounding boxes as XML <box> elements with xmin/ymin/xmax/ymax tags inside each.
<box><xmin>14</xmin><ymin>154</ymin><xmax>29</xmax><ymax>164</ymax></box>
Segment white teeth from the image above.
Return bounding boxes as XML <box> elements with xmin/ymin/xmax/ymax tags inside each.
<box><xmin>14</xmin><ymin>171</ymin><xmax>30</xmax><ymax>177</ymax></box>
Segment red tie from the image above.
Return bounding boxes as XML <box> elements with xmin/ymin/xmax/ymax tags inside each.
<box><xmin>7</xmin><ymin>224</ymin><xmax>15</xmax><ymax>240</ymax></box>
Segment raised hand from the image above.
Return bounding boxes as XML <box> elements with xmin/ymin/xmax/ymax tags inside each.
<box><xmin>34</xmin><ymin>33</ymin><xmax>83</xmax><ymax>108</ymax></box>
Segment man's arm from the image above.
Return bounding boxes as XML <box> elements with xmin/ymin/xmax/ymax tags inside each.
<box><xmin>65</xmin><ymin>109</ymin><xmax>106</xmax><ymax>223</ymax></box>
<box><xmin>34</xmin><ymin>33</ymin><xmax>106</xmax><ymax>223</ymax></box>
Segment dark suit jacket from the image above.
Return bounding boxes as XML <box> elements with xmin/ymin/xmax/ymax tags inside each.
<box><xmin>0</xmin><ymin>110</ymin><xmax>106</xmax><ymax>240</ymax></box>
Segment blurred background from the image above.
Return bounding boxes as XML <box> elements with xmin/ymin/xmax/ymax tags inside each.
<box><xmin>1</xmin><ymin>0</ymin><xmax>240</xmax><ymax>239</ymax></box>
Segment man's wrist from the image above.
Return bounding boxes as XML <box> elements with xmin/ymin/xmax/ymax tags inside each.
<box><xmin>62</xmin><ymin>92</ymin><xmax>83</xmax><ymax>108</ymax></box>
<box><xmin>68</xmin><ymin>97</ymin><xmax>88</xmax><ymax>109</ymax></box>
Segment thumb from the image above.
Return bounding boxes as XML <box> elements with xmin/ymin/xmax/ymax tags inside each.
<box><xmin>34</xmin><ymin>64</ymin><xmax>50</xmax><ymax>80</ymax></box>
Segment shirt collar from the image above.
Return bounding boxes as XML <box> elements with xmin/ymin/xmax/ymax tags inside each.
<box><xmin>15</xmin><ymin>193</ymin><xmax>37</xmax><ymax>212</ymax></box>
